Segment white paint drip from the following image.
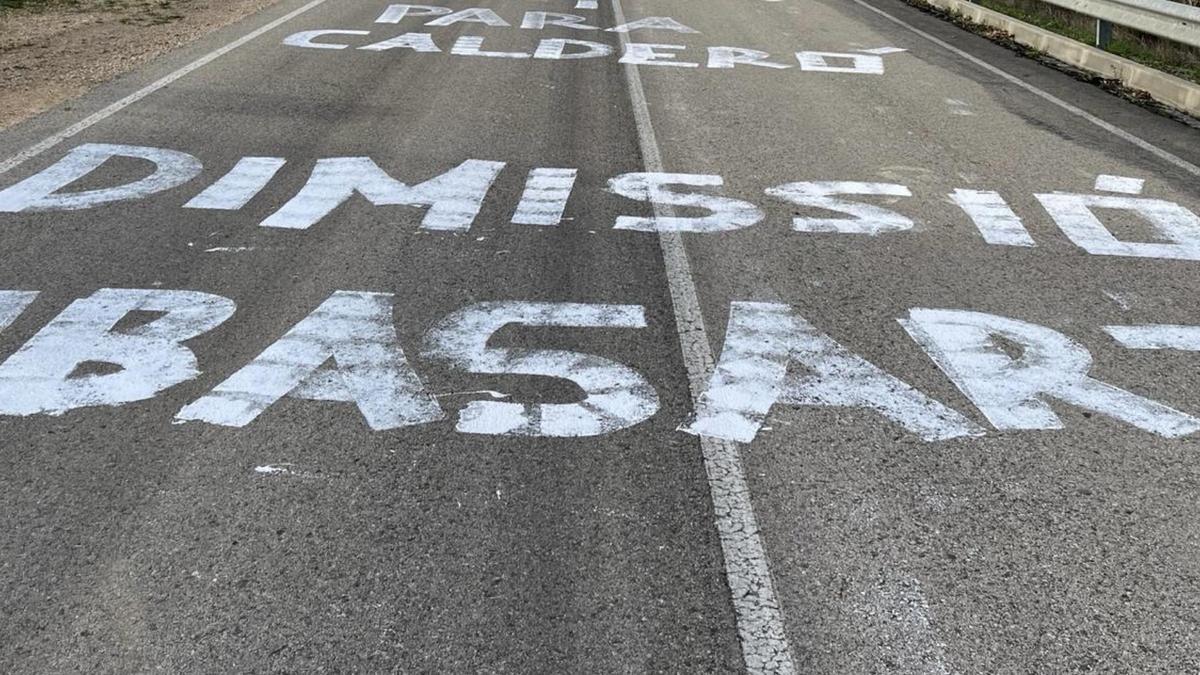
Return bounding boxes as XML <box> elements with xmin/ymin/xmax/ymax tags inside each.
<box><xmin>204</xmin><ymin>246</ymin><xmax>256</xmax><ymax>253</ymax></box>
<box><xmin>184</xmin><ymin>157</ymin><xmax>286</xmax><ymax>210</ymax></box>
<box><xmin>0</xmin><ymin>0</ymin><xmax>333</xmax><ymax>178</ymax></box>
<box><xmin>422</xmin><ymin>302</ymin><xmax>658</xmax><ymax>437</ymax></box>
<box><xmin>1103</xmin><ymin>290</ymin><xmax>1133</xmax><ymax>310</ymax></box>
<box><xmin>1094</xmin><ymin>174</ymin><xmax>1145</xmax><ymax>194</ymax></box>
<box><xmin>575</xmin><ymin>0</ymin><xmax>598</xmax><ymax>8</ymax></box>
<box><xmin>683</xmin><ymin>302</ymin><xmax>983</xmax><ymax>443</ymax></box>
<box><xmin>1105</xmin><ymin>324</ymin><xmax>1200</xmax><ymax>350</ymax></box>
<box><xmin>254</xmin><ymin>465</ymin><xmax>290</xmax><ymax>475</ymax></box>
<box><xmin>512</xmin><ymin>168</ymin><xmax>577</xmax><ymax>226</ymax></box>
<box><xmin>901</xmin><ymin>308</ymin><xmax>1200</xmax><ymax>437</ymax></box>
<box><xmin>611</xmin><ymin>0</ymin><xmax>795</xmax><ymax>669</ymax></box>
<box><xmin>949</xmin><ymin>189</ymin><xmax>1034</xmax><ymax>247</ymax></box>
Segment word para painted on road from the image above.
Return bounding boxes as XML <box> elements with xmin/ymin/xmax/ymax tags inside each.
<box><xmin>0</xmin><ymin>288</ymin><xmax>1197</xmax><ymax>443</ymax></box>
<box><xmin>3</xmin><ymin>143</ymin><xmax>1200</xmax><ymax>262</ymax></box>
<box><xmin>278</xmin><ymin>5</ymin><xmax>907</xmax><ymax>74</ymax></box>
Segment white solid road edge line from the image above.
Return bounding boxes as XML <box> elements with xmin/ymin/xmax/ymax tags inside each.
<box><xmin>0</xmin><ymin>0</ymin><xmax>333</xmax><ymax>178</ymax></box>
<box><xmin>848</xmin><ymin>0</ymin><xmax>1200</xmax><ymax>178</ymax></box>
<box><xmin>609</xmin><ymin>0</ymin><xmax>797</xmax><ymax>672</ymax></box>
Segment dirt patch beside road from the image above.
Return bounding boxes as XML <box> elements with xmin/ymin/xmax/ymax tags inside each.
<box><xmin>0</xmin><ymin>0</ymin><xmax>281</xmax><ymax>131</ymax></box>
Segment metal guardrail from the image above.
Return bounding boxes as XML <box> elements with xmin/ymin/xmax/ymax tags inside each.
<box><xmin>1032</xmin><ymin>0</ymin><xmax>1200</xmax><ymax>49</ymax></box>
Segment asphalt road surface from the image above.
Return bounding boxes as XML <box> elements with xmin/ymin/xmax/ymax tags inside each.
<box><xmin>2</xmin><ymin>0</ymin><xmax>1199</xmax><ymax>671</ymax></box>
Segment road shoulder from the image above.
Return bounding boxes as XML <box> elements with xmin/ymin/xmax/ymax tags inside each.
<box><xmin>0</xmin><ymin>0</ymin><xmax>281</xmax><ymax>131</ymax></box>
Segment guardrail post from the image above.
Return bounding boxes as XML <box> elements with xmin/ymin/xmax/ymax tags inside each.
<box><xmin>1095</xmin><ymin>18</ymin><xmax>1113</xmax><ymax>49</ymax></box>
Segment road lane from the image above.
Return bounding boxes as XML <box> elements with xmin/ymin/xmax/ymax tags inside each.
<box><xmin>0</xmin><ymin>0</ymin><xmax>743</xmax><ymax>670</ymax></box>
<box><xmin>613</xmin><ymin>0</ymin><xmax>1200</xmax><ymax>670</ymax></box>
<box><xmin>1</xmin><ymin>0</ymin><xmax>1199</xmax><ymax>671</ymax></box>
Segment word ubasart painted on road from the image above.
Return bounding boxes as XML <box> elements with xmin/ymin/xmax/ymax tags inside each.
<box><xmin>0</xmin><ymin>290</ymin><xmax>1197</xmax><ymax>442</ymax></box>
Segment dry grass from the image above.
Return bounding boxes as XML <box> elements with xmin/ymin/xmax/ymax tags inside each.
<box><xmin>0</xmin><ymin>0</ymin><xmax>278</xmax><ymax>129</ymax></box>
<box><xmin>1</xmin><ymin>0</ymin><xmax>185</xmax><ymax>25</ymax></box>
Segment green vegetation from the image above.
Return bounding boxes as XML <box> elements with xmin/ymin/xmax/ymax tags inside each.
<box><xmin>1105</xmin><ymin>39</ymin><xmax>1200</xmax><ymax>84</ymax></box>
<box><xmin>974</xmin><ymin>0</ymin><xmax>1200</xmax><ymax>84</ymax></box>
<box><xmin>975</xmin><ymin>0</ymin><xmax>1092</xmax><ymax>42</ymax></box>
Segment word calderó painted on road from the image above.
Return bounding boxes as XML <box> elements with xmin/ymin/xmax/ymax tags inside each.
<box><xmin>0</xmin><ymin>290</ymin><xmax>1197</xmax><ymax>442</ymax></box>
<box><xmin>282</xmin><ymin>5</ymin><xmax>907</xmax><ymax>74</ymax></box>
<box><xmin>3</xmin><ymin>143</ymin><xmax>1200</xmax><ymax>261</ymax></box>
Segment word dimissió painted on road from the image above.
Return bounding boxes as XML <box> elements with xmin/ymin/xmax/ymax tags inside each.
<box><xmin>0</xmin><ymin>290</ymin><xmax>1196</xmax><ymax>443</ymax></box>
<box><xmin>3</xmin><ymin>144</ymin><xmax>1200</xmax><ymax>261</ymax></box>
<box><xmin>280</xmin><ymin>5</ymin><xmax>907</xmax><ymax>74</ymax></box>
